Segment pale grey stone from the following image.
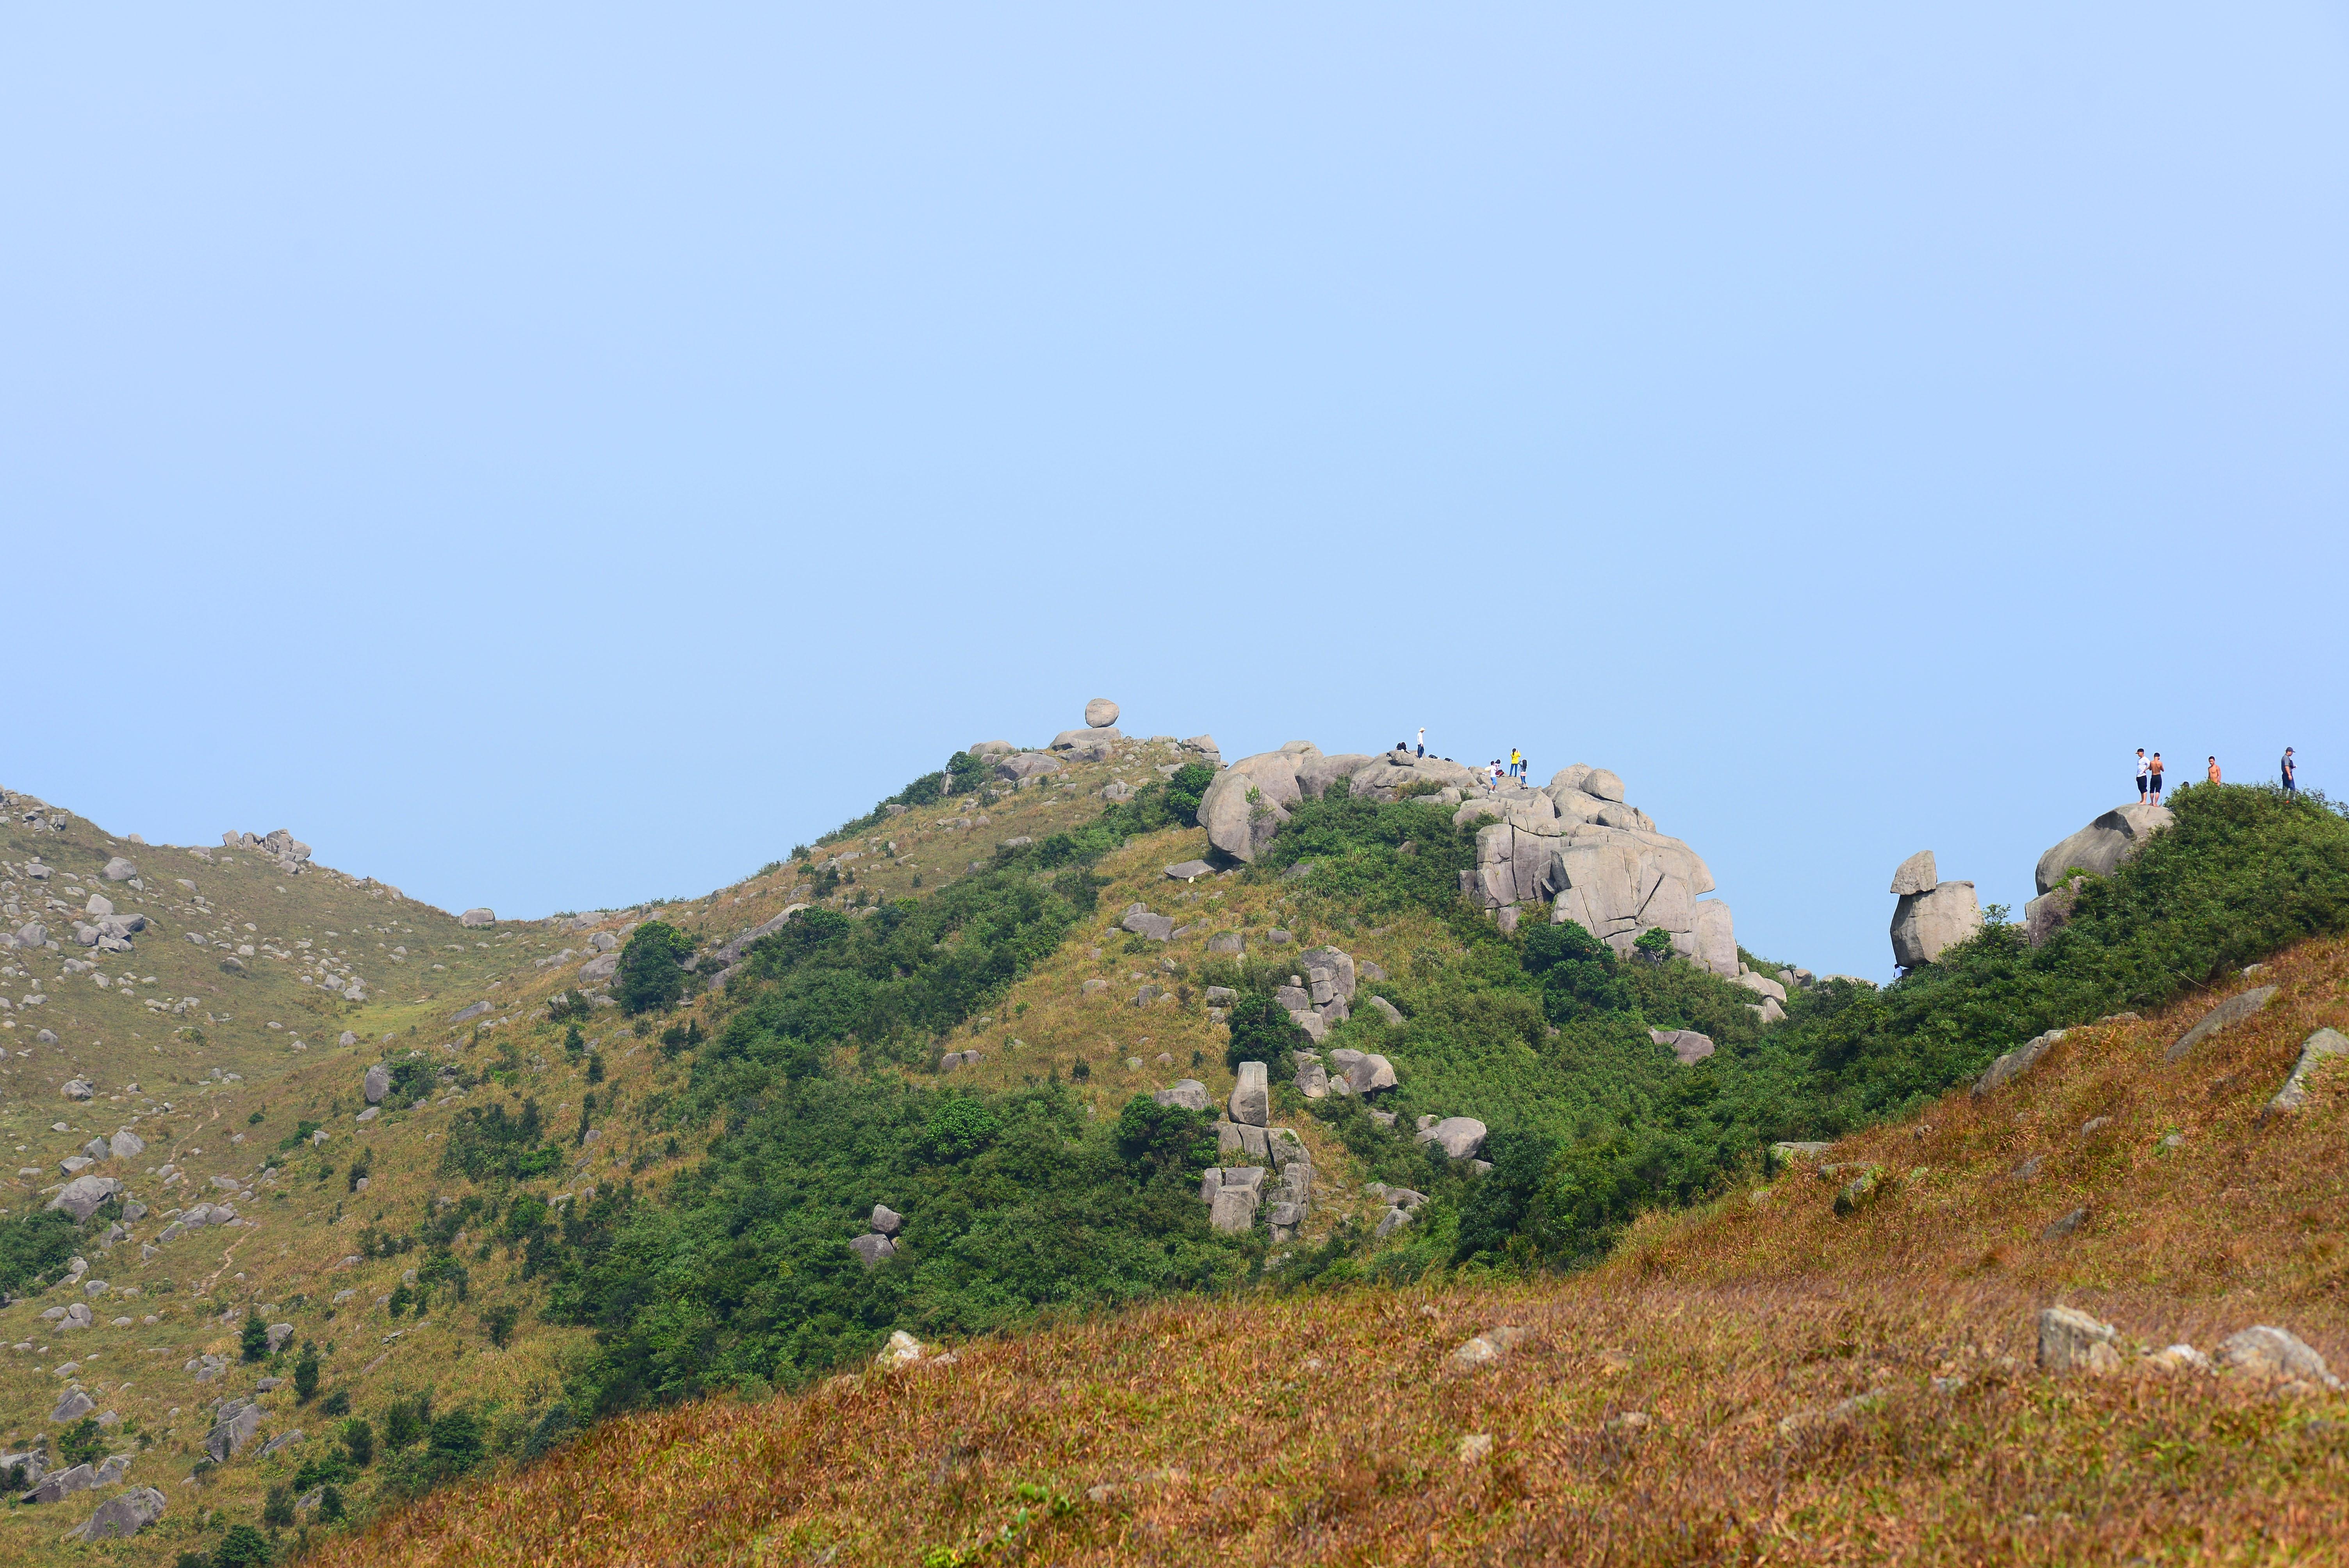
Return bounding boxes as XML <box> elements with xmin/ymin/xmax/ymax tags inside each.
<box><xmin>47</xmin><ymin>1174</ymin><xmax>121</xmax><ymax>1222</ymax></box>
<box><xmin>1651</xmin><ymin>1028</ymin><xmax>1715</xmax><ymax>1065</ymax></box>
<box><xmin>1889</xmin><ymin>850</ymin><xmax>1937</xmax><ymax>896</ymax></box>
<box><xmin>1972</xmin><ymin>1029</ymin><xmax>2067</xmax><ymax>1098</ymax></box>
<box><xmin>102</xmin><ymin>857</ymin><xmax>137</xmax><ymax>882</ymax></box>
<box><xmin>1417</xmin><ymin>1117</ymin><xmax>1487</xmax><ymax>1160</ymax></box>
<box><xmin>1366</xmin><ymin>995</ymin><xmax>1402</xmax><ymax>1025</ymax></box>
<box><xmin>2038</xmin><ymin>1306</ymin><xmax>2121</xmax><ymax>1376</ymax></box>
<box><xmin>1119</xmin><ymin>905</ymin><xmax>1175</xmax><ymax>941</ymax></box>
<box><xmin>1296</xmin><ymin>753</ymin><xmax>1376</xmax><ymax>800</ymax></box>
<box><xmin>363</xmin><ymin>1064</ymin><xmax>391</xmax><ymax>1104</ymax></box>
<box><xmin>1890</xmin><ymin>880</ymin><xmax>1982</xmax><ymax>968</ymax></box>
<box><xmin>2167</xmin><ymin>985</ymin><xmax>2279</xmax><ymax>1062</ymax></box>
<box><xmin>459</xmin><ymin>907</ymin><xmax>495</xmax><ymax>927</ymax></box>
<box><xmin>205</xmin><ymin>1401</ymin><xmax>263</xmax><ymax>1461</ymax></box>
<box><xmin>994</xmin><ymin>751</ymin><xmax>1062</xmax><ymax>781</ymax></box>
<box><xmin>2034</xmin><ymin>803</ymin><xmax>2174</xmax><ymax>895</ymax></box>
<box><xmin>1374</xmin><ymin>1206</ymin><xmax>1413</xmax><ymax>1238</ymax></box>
<box><xmin>1165</xmin><ymin>860</ymin><xmax>1213</xmax><ymax>881</ymax></box>
<box><xmin>1153</xmin><ymin>1080</ymin><xmax>1212</xmax><ymax>1112</ymax></box>
<box><xmin>51</xmin><ymin>1388</ymin><xmax>96</xmax><ymax>1424</ymax></box>
<box><xmin>1084</xmin><ymin>698</ymin><xmax>1121</xmax><ymax>728</ymax></box>
<box><xmin>2216</xmin><ymin>1326</ymin><xmax>2340</xmax><ymax>1389</ymax></box>
<box><xmin>848</xmin><ymin>1233</ymin><xmax>896</xmax><ymax>1268</ymax></box>
<box><xmin>1228</xmin><ymin>1060</ymin><xmax>1269</xmax><ymax>1127</ymax></box>
<box><xmin>2265</xmin><ymin>1029</ymin><xmax>2349</xmax><ymax>1115</ymax></box>
<box><xmin>71</xmin><ymin>1485</ymin><xmax>165</xmax><ymax>1541</ymax></box>
<box><xmin>1693</xmin><ymin>900</ymin><xmax>1736</xmax><ymax>977</ymax></box>
<box><xmin>1344</xmin><ymin>1053</ymin><xmax>1397</xmax><ymax>1094</ymax></box>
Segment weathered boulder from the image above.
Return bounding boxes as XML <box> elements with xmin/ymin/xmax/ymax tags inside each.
<box><xmin>1890</xmin><ymin>880</ymin><xmax>1981</xmax><ymax>968</ymax></box>
<box><xmin>71</xmin><ymin>1486</ymin><xmax>165</xmax><ymax>1541</ymax></box>
<box><xmin>2038</xmin><ymin>1306</ymin><xmax>2121</xmax><ymax>1376</ymax></box>
<box><xmin>1197</xmin><ymin>767</ymin><xmax>1289</xmax><ymax>862</ymax></box>
<box><xmin>1153</xmin><ymin>1080</ymin><xmax>1212</xmax><ymax>1113</ymax></box>
<box><xmin>51</xmin><ymin>1388</ymin><xmax>96</xmax><ymax>1424</ymax></box>
<box><xmin>47</xmin><ymin>1175</ymin><xmax>121</xmax><ymax>1222</ymax></box>
<box><xmin>1165</xmin><ymin>860</ymin><xmax>1213</xmax><ymax>882</ymax></box>
<box><xmin>1366</xmin><ymin>995</ymin><xmax>1403</xmax><ymax>1025</ymax></box>
<box><xmin>2023</xmin><ymin>876</ymin><xmax>2085</xmax><ymax>946</ymax></box>
<box><xmin>1119</xmin><ymin>905</ymin><xmax>1176</xmax><ymax>941</ymax></box>
<box><xmin>1343</xmin><ymin>1053</ymin><xmax>1397</xmax><ymax>1094</ymax></box>
<box><xmin>848</xmin><ymin>1233</ymin><xmax>896</xmax><ymax>1268</ymax></box>
<box><xmin>1693</xmin><ymin>900</ymin><xmax>1737</xmax><ymax>978</ymax></box>
<box><xmin>870</xmin><ymin>1204</ymin><xmax>904</xmax><ymax>1236</ymax></box>
<box><xmin>2034</xmin><ymin>804</ymin><xmax>2173</xmax><ymax>895</ymax></box>
<box><xmin>1297</xmin><ymin>753</ymin><xmax>1377</xmax><ymax>800</ymax></box>
<box><xmin>2166</xmin><ymin>985</ymin><xmax>2279</xmax><ymax>1063</ymax></box>
<box><xmin>1651</xmin><ymin>1028</ymin><xmax>1715</xmax><ymax>1065</ymax></box>
<box><xmin>1228</xmin><ymin>1061</ymin><xmax>1270</xmax><ymax>1127</ymax></box>
<box><xmin>967</xmin><ymin>740</ymin><xmax>1014</xmax><ymax>758</ymax></box>
<box><xmin>459</xmin><ymin>908</ymin><xmax>496</xmax><ymax>928</ymax></box>
<box><xmin>994</xmin><ymin>751</ymin><xmax>1062</xmax><ymax>782</ymax></box>
<box><xmin>579</xmin><ymin>951</ymin><xmax>620</xmax><ymax>982</ymax></box>
<box><xmin>1734</xmin><ymin>971</ymin><xmax>1788</xmax><ymax>1004</ymax></box>
<box><xmin>1889</xmin><ymin>850</ymin><xmax>1937</xmax><ymax>896</ymax></box>
<box><xmin>2266</xmin><ymin>1029</ymin><xmax>2349</xmax><ymax>1116</ymax></box>
<box><xmin>102</xmin><ymin>857</ymin><xmax>138</xmax><ymax>882</ymax></box>
<box><xmin>62</xmin><ymin>1077</ymin><xmax>94</xmax><ymax>1100</ymax></box>
<box><xmin>363</xmin><ymin>1064</ymin><xmax>392</xmax><ymax>1104</ymax></box>
<box><xmin>1050</xmin><ymin>727</ymin><xmax>1120</xmax><ymax>760</ymax></box>
<box><xmin>1084</xmin><ymin>698</ymin><xmax>1121</xmax><ymax>728</ymax></box>
<box><xmin>2216</xmin><ymin>1326</ymin><xmax>2340</xmax><ymax>1390</ymax></box>
<box><xmin>1973</xmin><ymin>1029</ymin><xmax>2065</xmax><ymax>1098</ymax></box>
<box><xmin>205</xmin><ymin>1401</ymin><xmax>263</xmax><ymax>1461</ymax></box>
<box><xmin>105</xmin><ymin>1128</ymin><xmax>143</xmax><ymax>1160</ymax></box>
<box><xmin>1417</xmin><ymin>1117</ymin><xmax>1488</xmax><ymax>1160</ymax></box>
<box><xmin>1299</xmin><ymin>946</ymin><xmax>1357</xmax><ymax>1007</ymax></box>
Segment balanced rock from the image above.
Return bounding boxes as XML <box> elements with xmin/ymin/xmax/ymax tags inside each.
<box><xmin>1889</xmin><ymin>850</ymin><xmax>1937</xmax><ymax>896</ymax></box>
<box><xmin>1084</xmin><ymin>698</ymin><xmax>1120</xmax><ymax>728</ymax></box>
<box><xmin>1890</xmin><ymin>880</ymin><xmax>1981</xmax><ymax>968</ymax></box>
<box><xmin>870</xmin><ymin>1204</ymin><xmax>904</xmax><ymax>1236</ymax></box>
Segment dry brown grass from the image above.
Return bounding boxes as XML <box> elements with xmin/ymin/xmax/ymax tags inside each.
<box><xmin>311</xmin><ymin>933</ymin><xmax>2349</xmax><ymax>1566</ymax></box>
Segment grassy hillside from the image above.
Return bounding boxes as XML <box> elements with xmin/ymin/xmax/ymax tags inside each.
<box><xmin>305</xmin><ymin>928</ymin><xmax>2349</xmax><ymax>1565</ymax></box>
<box><xmin>4</xmin><ymin>757</ymin><xmax>2344</xmax><ymax>1566</ymax></box>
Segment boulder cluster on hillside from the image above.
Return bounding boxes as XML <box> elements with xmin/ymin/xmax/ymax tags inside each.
<box><xmin>1194</xmin><ymin>743</ymin><xmax>1742</xmax><ymax>971</ymax></box>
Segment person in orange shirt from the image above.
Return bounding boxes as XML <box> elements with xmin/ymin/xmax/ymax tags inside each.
<box><xmin>2207</xmin><ymin>756</ymin><xmax>2222</xmax><ymax>785</ymax></box>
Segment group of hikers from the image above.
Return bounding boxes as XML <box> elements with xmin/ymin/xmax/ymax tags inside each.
<box><xmin>2137</xmin><ymin>746</ymin><xmax>2297</xmax><ymax>804</ymax></box>
<box><xmin>1396</xmin><ymin>728</ymin><xmax>1536</xmax><ymax>789</ymax></box>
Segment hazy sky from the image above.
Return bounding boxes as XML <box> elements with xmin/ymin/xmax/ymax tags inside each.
<box><xmin>6</xmin><ymin>6</ymin><xmax>2345</xmax><ymax>979</ymax></box>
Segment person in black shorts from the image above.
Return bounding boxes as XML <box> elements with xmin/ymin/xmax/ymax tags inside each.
<box><xmin>2135</xmin><ymin>748</ymin><xmax>2150</xmax><ymax>804</ymax></box>
<box><xmin>2148</xmin><ymin>752</ymin><xmax>2165</xmax><ymax>800</ymax></box>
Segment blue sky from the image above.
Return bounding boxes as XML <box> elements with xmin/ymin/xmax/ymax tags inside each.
<box><xmin>5</xmin><ymin>5</ymin><xmax>2344</xmax><ymax>979</ymax></box>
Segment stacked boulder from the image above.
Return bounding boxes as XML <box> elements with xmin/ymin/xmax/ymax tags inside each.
<box><xmin>850</xmin><ymin>1204</ymin><xmax>902</xmax><ymax>1267</ymax></box>
<box><xmin>1194</xmin><ymin>1062</ymin><xmax>1317</xmax><ymax>1242</ymax></box>
<box><xmin>1194</xmin><ymin>747</ymin><xmax>1739</xmax><ymax>969</ymax></box>
<box><xmin>1888</xmin><ymin>850</ymin><xmax>1982</xmax><ymax>969</ymax></box>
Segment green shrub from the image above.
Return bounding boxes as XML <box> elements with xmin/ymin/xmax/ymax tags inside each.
<box><xmin>342</xmin><ymin>1418</ymin><xmax>374</xmax><ymax>1467</ymax></box>
<box><xmin>615</xmin><ymin>920</ymin><xmax>698</xmax><ymax>1015</ymax></box>
<box><xmin>483</xmin><ymin>1303</ymin><xmax>520</xmax><ymax>1348</ymax></box>
<box><xmin>59</xmin><ymin>1415</ymin><xmax>105</xmax><ymax>1466</ymax></box>
<box><xmin>292</xmin><ymin>1342</ymin><xmax>320</xmax><ymax>1402</ymax></box>
<box><xmin>0</xmin><ymin>1209</ymin><xmax>78</xmax><ymax>1299</ymax></box>
<box><xmin>1164</xmin><ymin>763</ymin><xmax>1215</xmax><ymax>823</ymax></box>
<box><xmin>239</xmin><ymin>1315</ymin><xmax>269</xmax><ymax>1362</ymax></box>
<box><xmin>1223</xmin><ymin>993</ymin><xmax>1308</xmax><ymax>1070</ymax></box>
<box><xmin>210</xmin><ymin>1524</ymin><xmax>273</xmax><ymax>1566</ymax></box>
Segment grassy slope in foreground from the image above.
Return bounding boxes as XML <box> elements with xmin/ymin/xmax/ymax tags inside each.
<box><xmin>315</xmin><ymin>932</ymin><xmax>2349</xmax><ymax>1567</ymax></box>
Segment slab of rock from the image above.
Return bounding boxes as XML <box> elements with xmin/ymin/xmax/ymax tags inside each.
<box><xmin>1296</xmin><ymin>753</ymin><xmax>1377</xmax><ymax>800</ymax></box>
<box><xmin>1153</xmin><ymin>1080</ymin><xmax>1212</xmax><ymax>1112</ymax></box>
<box><xmin>2215</xmin><ymin>1326</ymin><xmax>2340</xmax><ymax>1390</ymax></box>
<box><xmin>1119</xmin><ymin>905</ymin><xmax>1176</xmax><ymax>941</ymax></box>
<box><xmin>205</xmin><ymin>1401</ymin><xmax>263</xmax><ymax>1461</ymax></box>
<box><xmin>71</xmin><ymin>1486</ymin><xmax>165</xmax><ymax>1542</ymax></box>
<box><xmin>1051</xmin><ymin>727</ymin><xmax>1120</xmax><ymax>760</ymax></box>
<box><xmin>1889</xmin><ymin>850</ymin><xmax>1937</xmax><ymax>896</ymax></box>
<box><xmin>848</xmin><ymin>1233</ymin><xmax>896</xmax><ymax>1268</ymax></box>
<box><xmin>1084</xmin><ymin>698</ymin><xmax>1121</xmax><ymax>728</ymax></box>
<box><xmin>1417</xmin><ymin>1117</ymin><xmax>1488</xmax><ymax>1160</ymax></box>
<box><xmin>47</xmin><ymin>1174</ymin><xmax>121</xmax><ymax>1222</ymax></box>
<box><xmin>1973</xmin><ymin>1029</ymin><xmax>2066</xmax><ymax>1098</ymax></box>
<box><xmin>2038</xmin><ymin>1306</ymin><xmax>2121</xmax><ymax>1376</ymax></box>
<box><xmin>1343</xmin><ymin>1053</ymin><xmax>1397</xmax><ymax>1094</ymax></box>
<box><xmin>449</xmin><ymin>1000</ymin><xmax>493</xmax><ymax>1024</ymax></box>
<box><xmin>1650</xmin><ymin>1028</ymin><xmax>1715</xmax><ymax>1065</ymax></box>
<box><xmin>459</xmin><ymin>908</ymin><xmax>496</xmax><ymax>927</ymax></box>
<box><xmin>51</xmin><ymin>1388</ymin><xmax>96</xmax><ymax>1424</ymax></box>
<box><xmin>968</xmin><ymin>740</ymin><xmax>1015</xmax><ymax>758</ymax></box>
<box><xmin>2166</xmin><ymin>985</ymin><xmax>2279</xmax><ymax>1062</ymax></box>
<box><xmin>2265</xmin><ymin>1029</ymin><xmax>2349</xmax><ymax>1116</ymax></box>
<box><xmin>62</xmin><ymin>1077</ymin><xmax>94</xmax><ymax>1100</ymax></box>
<box><xmin>1165</xmin><ymin>860</ymin><xmax>1213</xmax><ymax>882</ymax></box>
<box><xmin>1890</xmin><ymin>880</ymin><xmax>1981</xmax><ymax>968</ymax></box>
<box><xmin>579</xmin><ymin>951</ymin><xmax>620</xmax><ymax>982</ymax></box>
<box><xmin>1365</xmin><ymin>995</ymin><xmax>1403</xmax><ymax>1025</ymax></box>
<box><xmin>1229</xmin><ymin>1060</ymin><xmax>1270</xmax><ymax>1127</ymax></box>
<box><xmin>994</xmin><ymin>751</ymin><xmax>1062</xmax><ymax>782</ymax></box>
<box><xmin>102</xmin><ymin>857</ymin><xmax>138</xmax><ymax>882</ymax></box>
<box><xmin>2034</xmin><ymin>804</ymin><xmax>2173</xmax><ymax>894</ymax></box>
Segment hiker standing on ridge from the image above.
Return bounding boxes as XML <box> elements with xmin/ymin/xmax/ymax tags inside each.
<box><xmin>2207</xmin><ymin>756</ymin><xmax>2222</xmax><ymax>785</ymax></box>
<box><xmin>2282</xmin><ymin>747</ymin><xmax>2297</xmax><ymax>795</ymax></box>
<box><xmin>2135</xmin><ymin>748</ymin><xmax>2150</xmax><ymax>804</ymax></box>
<box><xmin>1415</xmin><ymin>727</ymin><xmax>1425</xmax><ymax>759</ymax></box>
<box><xmin>1509</xmin><ymin>747</ymin><xmax>1522</xmax><ymax>782</ymax></box>
<box><xmin>2148</xmin><ymin>752</ymin><xmax>2165</xmax><ymax>800</ymax></box>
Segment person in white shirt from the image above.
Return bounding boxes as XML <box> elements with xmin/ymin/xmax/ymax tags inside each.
<box><xmin>1415</xmin><ymin>727</ymin><xmax>1425</xmax><ymax>759</ymax></box>
<box><xmin>2135</xmin><ymin>748</ymin><xmax>2150</xmax><ymax>804</ymax></box>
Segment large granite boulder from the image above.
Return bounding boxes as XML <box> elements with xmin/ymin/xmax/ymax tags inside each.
<box><xmin>1197</xmin><ymin>766</ymin><xmax>1290</xmax><ymax>862</ymax></box>
<box><xmin>1296</xmin><ymin>754</ymin><xmax>1377</xmax><ymax>800</ymax></box>
<box><xmin>1228</xmin><ymin>1061</ymin><xmax>1269</xmax><ymax>1127</ymax></box>
<box><xmin>1417</xmin><ymin>1117</ymin><xmax>1488</xmax><ymax>1160</ymax></box>
<box><xmin>995</xmin><ymin>752</ymin><xmax>1063</xmax><ymax>782</ymax></box>
<box><xmin>1050</xmin><ymin>727</ymin><xmax>1121</xmax><ymax>760</ymax></box>
<box><xmin>1153</xmin><ymin>1080</ymin><xmax>1212</xmax><ymax>1113</ymax></box>
<box><xmin>47</xmin><ymin>1175</ymin><xmax>121</xmax><ymax>1222</ymax></box>
<box><xmin>1693</xmin><ymin>900</ymin><xmax>1737</xmax><ymax>978</ymax></box>
<box><xmin>362</xmin><ymin>1064</ymin><xmax>391</xmax><ymax>1104</ymax></box>
<box><xmin>1891</xmin><ymin>880</ymin><xmax>1982</xmax><ymax>968</ymax></box>
<box><xmin>2034</xmin><ymin>804</ymin><xmax>2173</xmax><ymax>895</ymax></box>
<box><xmin>1084</xmin><ymin>698</ymin><xmax>1120</xmax><ymax>728</ymax></box>
<box><xmin>1889</xmin><ymin>850</ymin><xmax>1937</xmax><ymax>896</ymax></box>
<box><xmin>205</xmin><ymin>1401</ymin><xmax>263</xmax><ymax>1461</ymax></box>
<box><xmin>72</xmin><ymin>1486</ymin><xmax>165</xmax><ymax>1541</ymax></box>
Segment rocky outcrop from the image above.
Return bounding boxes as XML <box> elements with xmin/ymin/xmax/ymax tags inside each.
<box><xmin>2024</xmin><ymin>876</ymin><xmax>2085</xmax><ymax>946</ymax></box>
<box><xmin>1228</xmin><ymin>1061</ymin><xmax>1269</xmax><ymax>1127</ymax></box>
<box><xmin>1416</xmin><ymin>1117</ymin><xmax>1488</xmax><ymax>1160</ymax></box>
<box><xmin>1973</xmin><ymin>1029</ymin><xmax>2065</xmax><ymax>1098</ymax></box>
<box><xmin>205</xmin><ymin>1401</ymin><xmax>263</xmax><ymax>1462</ymax></box>
<box><xmin>994</xmin><ymin>752</ymin><xmax>1062</xmax><ymax>783</ymax></box>
<box><xmin>2265</xmin><ymin>1029</ymin><xmax>2349</xmax><ymax>1116</ymax></box>
<box><xmin>47</xmin><ymin>1175</ymin><xmax>121</xmax><ymax>1222</ymax></box>
<box><xmin>1650</xmin><ymin>1028</ymin><xmax>1715</xmax><ymax>1065</ymax></box>
<box><xmin>2034</xmin><ymin>804</ymin><xmax>2173</xmax><ymax>894</ymax></box>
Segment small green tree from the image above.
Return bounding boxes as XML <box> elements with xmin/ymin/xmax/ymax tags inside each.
<box><xmin>923</xmin><ymin>1098</ymin><xmax>1001</xmax><ymax>1162</ymax></box>
<box><xmin>1224</xmin><ymin>992</ymin><xmax>1308</xmax><ymax>1070</ymax></box>
<box><xmin>384</xmin><ymin>1395</ymin><xmax>426</xmax><ymax>1450</ymax></box>
<box><xmin>210</xmin><ymin>1523</ymin><xmax>274</xmax><ymax>1566</ymax></box>
<box><xmin>585</xmin><ymin>1049</ymin><xmax>605</xmax><ymax>1084</ymax></box>
<box><xmin>262</xmin><ymin>1482</ymin><xmax>295</xmax><ymax>1528</ymax></box>
<box><xmin>562</xmin><ymin>1023</ymin><xmax>585</xmax><ymax>1062</ymax></box>
<box><xmin>1633</xmin><ymin>926</ymin><xmax>1675</xmax><ymax>962</ymax></box>
<box><xmin>386</xmin><ymin>1283</ymin><xmax>412</xmax><ymax>1318</ymax></box>
<box><xmin>59</xmin><ymin>1415</ymin><xmax>106</xmax><ymax>1466</ymax></box>
<box><xmin>239</xmin><ymin>1315</ymin><xmax>270</xmax><ymax>1362</ymax></box>
<box><xmin>318</xmin><ymin>1484</ymin><xmax>345</xmax><ymax>1521</ymax></box>
<box><xmin>341</xmin><ymin>1417</ymin><xmax>374</xmax><ymax>1467</ymax></box>
<box><xmin>483</xmin><ymin>1303</ymin><xmax>520</xmax><ymax>1348</ymax></box>
<box><xmin>292</xmin><ymin>1342</ymin><xmax>321</xmax><ymax>1403</ymax></box>
<box><xmin>1164</xmin><ymin>763</ymin><xmax>1215</xmax><ymax>824</ymax></box>
<box><xmin>615</xmin><ymin>921</ymin><xmax>697</xmax><ymax>1014</ymax></box>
